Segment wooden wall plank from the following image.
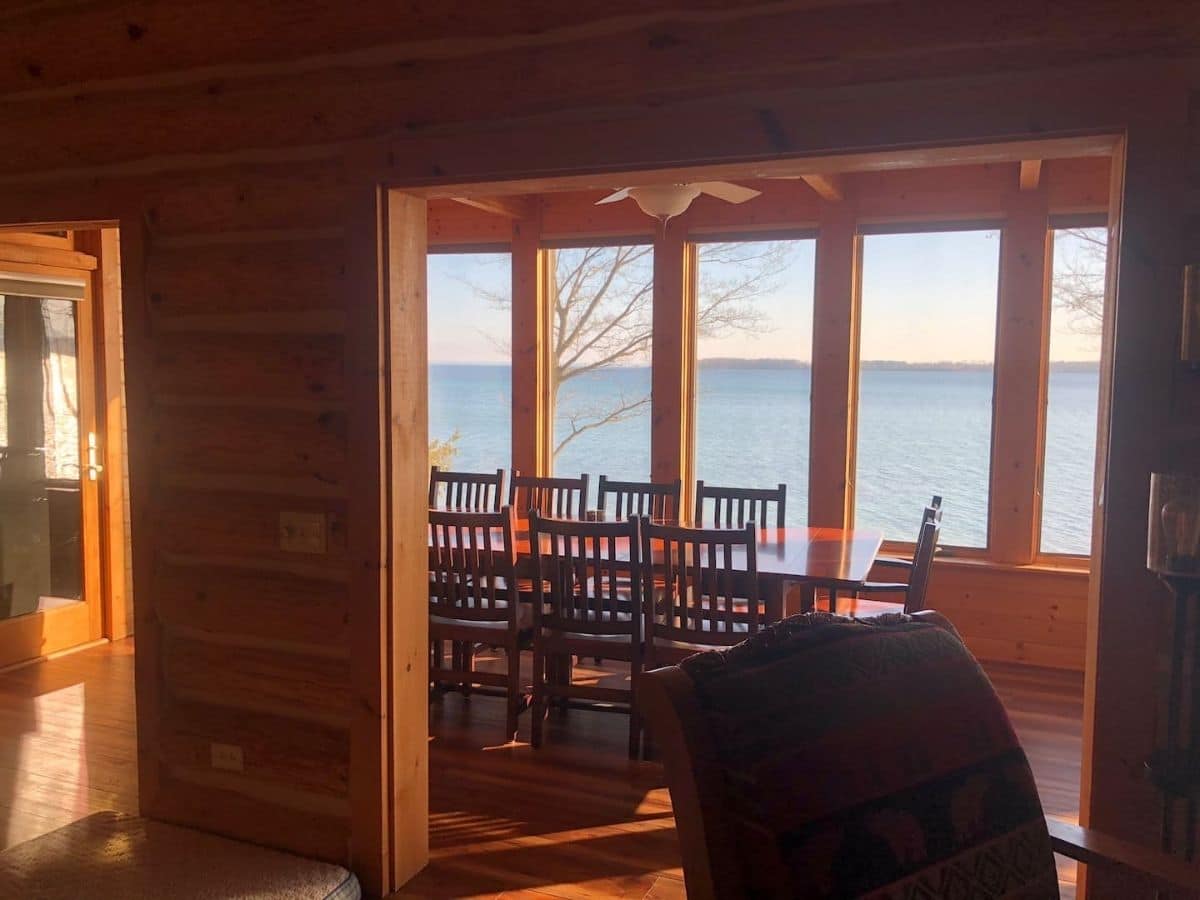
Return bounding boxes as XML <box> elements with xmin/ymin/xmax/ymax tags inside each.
<box><xmin>150</xmin><ymin>333</ymin><xmax>345</xmax><ymax>405</ymax></box>
<box><xmin>151</xmin><ymin>489</ymin><xmax>346</xmax><ymax>566</ymax></box>
<box><xmin>154</xmin><ymin>564</ymin><xmax>349</xmax><ymax>650</ymax></box>
<box><xmin>152</xmin><ymin>776</ymin><xmax>349</xmax><ymax>863</ymax></box>
<box><xmin>162</xmin><ymin>634</ymin><xmax>352</xmax><ymax>725</ymax></box>
<box><xmin>160</xmin><ymin>701</ymin><xmax>349</xmax><ymax>798</ymax></box>
<box><xmin>152</xmin><ymin>406</ymin><xmax>347</xmax><ymax>491</ymax></box>
<box><xmin>146</xmin><ymin>239</ymin><xmax>346</xmax><ymax>317</ymax></box>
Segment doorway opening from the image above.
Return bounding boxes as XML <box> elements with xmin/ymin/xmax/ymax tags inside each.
<box><xmin>388</xmin><ymin>133</ymin><xmax>1121</xmax><ymax>898</ymax></box>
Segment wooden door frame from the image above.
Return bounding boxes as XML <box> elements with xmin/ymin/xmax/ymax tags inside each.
<box><xmin>0</xmin><ymin>243</ymin><xmax>111</xmax><ymax>668</ymax></box>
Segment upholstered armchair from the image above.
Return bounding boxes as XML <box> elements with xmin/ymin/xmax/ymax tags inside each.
<box><xmin>642</xmin><ymin>612</ymin><xmax>1200</xmax><ymax>899</ymax></box>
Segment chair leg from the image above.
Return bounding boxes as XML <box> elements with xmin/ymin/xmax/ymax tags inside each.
<box><xmin>628</xmin><ymin>669</ymin><xmax>641</xmax><ymax>760</ymax></box>
<box><xmin>505</xmin><ymin>643</ymin><xmax>521</xmax><ymax>744</ymax></box>
<box><xmin>531</xmin><ymin>642</ymin><xmax>546</xmax><ymax>749</ymax></box>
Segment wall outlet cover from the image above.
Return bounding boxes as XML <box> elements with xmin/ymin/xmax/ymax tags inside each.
<box><xmin>279</xmin><ymin>511</ymin><xmax>327</xmax><ymax>554</ymax></box>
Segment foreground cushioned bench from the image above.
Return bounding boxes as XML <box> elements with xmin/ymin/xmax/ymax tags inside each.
<box><xmin>0</xmin><ymin>811</ymin><xmax>361</xmax><ymax>899</ymax></box>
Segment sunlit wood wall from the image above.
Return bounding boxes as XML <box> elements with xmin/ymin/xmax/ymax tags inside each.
<box><xmin>0</xmin><ymin>3</ymin><xmax>1195</xmax><ymax>896</ymax></box>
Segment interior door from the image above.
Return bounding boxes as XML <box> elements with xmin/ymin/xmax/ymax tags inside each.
<box><xmin>0</xmin><ymin>272</ymin><xmax>102</xmax><ymax>668</ymax></box>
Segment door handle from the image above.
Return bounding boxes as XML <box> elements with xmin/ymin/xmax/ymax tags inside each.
<box><xmin>87</xmin><ymin>432</ymin><xmax>103</xmax><ymax>481</ymax></box>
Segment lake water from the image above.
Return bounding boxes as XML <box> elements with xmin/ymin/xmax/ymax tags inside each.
<box><xmin>429</xmin><ymin>363</ymin><xmax>1099</xmax><ymax>555</ymax></box>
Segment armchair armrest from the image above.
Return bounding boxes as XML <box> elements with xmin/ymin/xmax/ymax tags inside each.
<box><xmin>1047</xmin><ymin>817</ymin><xmax>1200</xmax><ymax>894</ymax></box>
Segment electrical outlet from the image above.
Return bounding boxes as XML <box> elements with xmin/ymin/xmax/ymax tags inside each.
<box><xmin>210</xmin><ymin>742</ymin><xmax>244</xmax><ymax>773</ymax></box>
<box><xmin>279</xmin><ymin>511</ymin><xmax>327</xmax><ymax>554</ymax></box>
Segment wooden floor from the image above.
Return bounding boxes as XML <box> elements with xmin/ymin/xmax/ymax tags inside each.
<box><xmin>0</xmin><ymin>639</ymin><xmax>1083</xmax><ymax>899</ymax></box>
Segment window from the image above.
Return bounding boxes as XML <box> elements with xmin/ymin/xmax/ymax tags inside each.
<box><xmin>694</xmin><ymin>239</ymin><xmax>815</xmax><ymax>525</ymax></box>
<box><xmin>427</xmin><ymin>252</ymin><xmax>512</xmax><ymax>473</ymax></box>
<box><xmin>855</xmin><ymin>229</ymin><xmax>1001</xmax><ymax>547</ymax></box>
<box><xmin>1041</xmin><ymin>227</ymin><xmax>1106</xmax><ymax>555</ymax></box>
<box><xmin>548</xmin><ymin>244</ymin><xmax>654</xmax><ymax>483</ymax></box>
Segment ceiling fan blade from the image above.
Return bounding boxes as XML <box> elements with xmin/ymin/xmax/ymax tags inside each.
<box><xmin>595</xmin><ymin>188</ymin><xmax>632</xmax><ymax>205</ymax></box>
<box><xmin>695</xmin><ymin>181</ymin><xmax>761</xmax><ymax>204</ymax></box>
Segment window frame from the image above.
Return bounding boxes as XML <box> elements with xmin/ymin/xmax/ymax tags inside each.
<box><xmin>687</xmin><ymin>230</ymin><xmax>819</xmax><ymax>526</ymax></box>
<box><xmin>540</xmin><ymin>237</ymin><xmax>657</xmax><ymax>480</ymax></box>
<box><xmin>851</xmin><ymin>221</ymin><xmax>1005</xmax><ymax>554</ymax></box>
<box><xmin>1034</xmin><ymin>214</ymin><xmax>1109</xmax><ymax>566</ymax></box>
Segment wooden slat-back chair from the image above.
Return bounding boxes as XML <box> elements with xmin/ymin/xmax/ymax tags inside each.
<box><xmin>529</xmin><ymin>512</ymin><xmax>643</xmax><ymax>757</ymax></box>
<box><xmin>845</xmin><ymin>508</ymin><xmax>942</xmax><ymax>614</ymax></box>
<box><xmin>642</xmin><ymin>612</ymin><xmax>1200</xmax><ymax>900</ymax></box>
<box><xmin>596</xmin><ymin>475</ymin><xmax>682</xmax><ymax>522</ymax></box>
<box><xmin>509</xmin><ymin>471</ymin><xmax>589</xmax><ymax>520</ymax></box>
<box><xmin>871</xmin><ymin>494</ymin><xmax>942</xmax><ymax>570</ymax></box>
<box><xmin>641</xmin><ymin>520</ymin><xmax>767</xmax><ymax>670</ymax></box>
<box><xmin>428</xmin><ymin>506</ymin><xmax>527</xmax><ymax>742</ymax></box>
<box><xmin>694</xmin><ymin>481</ymin><xmax>786</xmax><ymax>529</ymax></box>
<box><xmin>428</xmin><ymin>465</ymin><xmax>505</xmax><ymax>511</ymax></box>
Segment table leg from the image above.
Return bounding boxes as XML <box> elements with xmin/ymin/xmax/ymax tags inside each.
<box><xmin>782</xmin><ymin>582</ymin><xmax>816</xmax><ymax>617</ymax></box>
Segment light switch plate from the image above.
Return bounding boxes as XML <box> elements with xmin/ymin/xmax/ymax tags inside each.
<box><xmin>211</xmin><ymin>742</ymin><xmax>244</xmax><ymax>772</ymax></box>
<box><xmin>279</xmin><ymin>511</ymin><xmax>327</xmax><ymax>554</ymax></box>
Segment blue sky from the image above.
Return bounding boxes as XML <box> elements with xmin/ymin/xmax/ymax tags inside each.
<box><xmin>427</xmin><ymin>229</ymin><xmax>1103</xmax><ymax>365</ymax></box>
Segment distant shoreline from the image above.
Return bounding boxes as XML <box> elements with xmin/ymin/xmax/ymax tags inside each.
<box><xmin>430</xmin><ymin>359</ymin><xmax>1100</xmax><ymax>371</ymax></box>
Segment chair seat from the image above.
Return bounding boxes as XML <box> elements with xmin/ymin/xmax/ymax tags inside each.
<box><xmin>430</xmin><ymin>600</ymin><xmax>533</xmax><ymax>632</ymax></box>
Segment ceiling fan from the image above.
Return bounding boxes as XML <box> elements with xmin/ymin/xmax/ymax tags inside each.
<box><xmin>595</xmin><ymin>182</ymin><xmax>761</xmax><ymax>220</ymax></box>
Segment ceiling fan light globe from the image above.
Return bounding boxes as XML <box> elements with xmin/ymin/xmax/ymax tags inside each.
<box><xmin>628</xmin><ymin>184</ymin><xmax>702</xmax><ymax>219</ymax></box>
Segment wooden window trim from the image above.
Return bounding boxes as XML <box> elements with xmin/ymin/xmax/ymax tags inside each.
<box><xmin>427</xmin><ymin>241</ymin><xmax>512</xmax><ymax>255</ymax></box>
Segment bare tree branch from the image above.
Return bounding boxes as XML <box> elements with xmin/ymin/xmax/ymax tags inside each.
<box><xmin>1052</xmin><ymin>228</ymin><xmax>1107</xmax><ymax>339</ymax></box>
<box><xmin>474</xmin><ymin>239</ymin><xmax>799</xmax><ymax>462</ymax></box>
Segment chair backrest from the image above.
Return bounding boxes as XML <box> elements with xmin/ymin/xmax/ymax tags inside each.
<box><xmin>904</xmin><ymin>511</ymin><xmax>942</xmax><ymax>613</ymax></box>
<box><xmin>694</xmin><ymin>481</ymin><xmax>786</xmax><ymax>529</ymax></box>
<box><xmin>640</xmin><ymin>613</ymin><xmax>1056</xmax><ymax>900</ymax></box>
<box><xmin>596</xmin><ymin>475</ymin><xmax>681</xmax><ymax>521</ymax></box>
<box><xmin>428</xmin><ymin>507</ymin><xmax>517</xmax><ymax>623</ymax></box>
<box><xmin>530</xmin><ymin>512</ymin><xmax>641</xmax><ymax>638</ymax></box>
<box><xmin>508</xmin><ymin>470</ymin><xmax>589</xmax><ymax>519</ymax></box>
<box><xmin>641</xmin><ymin>520</ymin><xmax>761</xmax><ymax>646</ymax></box>
<box><xmin>428</xmin><ymin>465</ymin><xmax>505</xmax><ymax>511</ymax></box>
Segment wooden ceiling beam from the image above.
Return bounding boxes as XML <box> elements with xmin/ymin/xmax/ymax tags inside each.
<box><xmin>450</xmin><ymin>196</ymin><xmax>532</xmax><ymax>219</ymax></box>
<box><xmin>1019</xmin><ymin>159</ymin><xmax>1043</xmax><ymax>191</ymax></box>
<box><xmin>800</xmin><ymin>173</ymin><xmax>844</xmax><ymax>202</ymax></box>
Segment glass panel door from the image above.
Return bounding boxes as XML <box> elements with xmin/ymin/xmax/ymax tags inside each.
<box><xmin>0</xmin><ymin>288</ymin><xmax>100</xmax><ymax>662</ymax></box>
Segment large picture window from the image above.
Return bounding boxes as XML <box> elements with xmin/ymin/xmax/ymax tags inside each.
<box><xmin>1040</xmin><ymin>226</ymin><xmax>1106</xmax><ymax>555</ymax></box>
<box><xmin>694</xmin><ymin>239</ymin><xmax>814</xmax><ymax>524</ymax></box>
<box><xmin>427</xmin><ymin>251</ymin><xmax>512</xmax><ymax>474</ymax></box>
<box><xmin>854</xmin><ymin>229</ymin><xmax>1001</xmax><ymax>548</ymax></box>
<box><xmin>547</xmin><ymin>243</ymin><xmax>654</xmax><ymax>483</ymax></box>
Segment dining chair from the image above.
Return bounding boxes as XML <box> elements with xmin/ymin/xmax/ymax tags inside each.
<box><xmin>694</xmin><ymin>481</ymin><xmax>786</xmax><ymax>529</ymax></box>
<box><xmin>838</xmin><ymin>506</ymin><xmax>942</xmax><ymax>614</ymax></box>
<box><xmin>828</xmin><ymin>499</ymin><xmax>942</xmax><ymax>613</ymax></box>
<box><xmin>428</xmin><ymin>465</ymin><xmax>505</xmax><ymax>511</ymax></box>
<box><xmin>596</xmin><ymin>475</ymin><xmax>681</xmax><ymax>521</ymax></box>
<box><xmin>509</xmin><ymin>470</ymin><xmax>589</xmax><ymax>520</ymax></box>
<box><xmin>641</xmin><ymin>612</ymin><xmax>1199</xmax><ymax>900</ymax></box>
<box><xmin>428</xmin><ymin>506</ymin><xmax>528</xmax><ymax>743</ymax></box>
<box><xmin>640</xmin><ymin>519</ymin><xmax>768</xmax><ymax>671</ymax></box>
<box><xmin>529</xmin><ymin>512</ymin><xmax>643</xmax><ymax>758</ymax></box>
<box><xmin>872</xmin><ymin>494</ymin><xmax>942</xmax><ymax>569</ymax></box>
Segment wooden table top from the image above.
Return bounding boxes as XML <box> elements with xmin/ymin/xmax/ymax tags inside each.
<box><xmin>440</xmin><ymin>524</ymin><xmax>885</xmax><ymax>588</ymax></box>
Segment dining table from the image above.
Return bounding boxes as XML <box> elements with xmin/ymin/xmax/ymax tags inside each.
<box><xmin>435</xmin><ymin>518</ymin><xmax>886</xmax><ymax>618</ymax></box>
